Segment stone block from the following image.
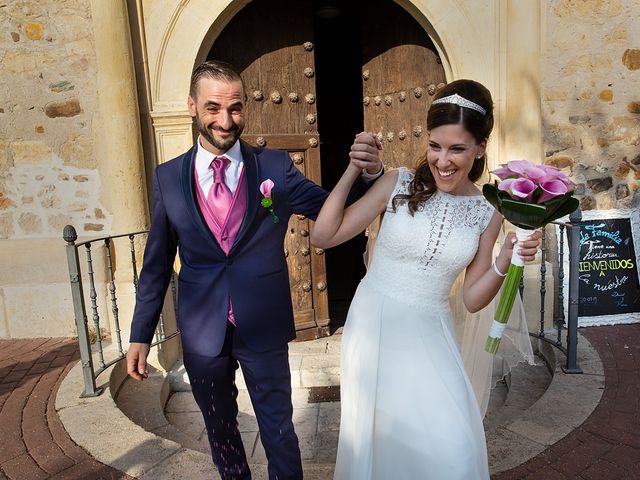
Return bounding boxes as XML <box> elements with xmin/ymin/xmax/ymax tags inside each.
<box><xmin>627</xmin><ymin>102</ymin><xmax>640</xmax><ymax>114</ymax></box>
<box><xmin>580</xmin><ymin>195</ymin><xmax>596</xmax><ymax>211</ymax></box>
<box><xmin>2</xmin><ymin>50</ymin><xmax>37</xmax><ymax>74</ymax></box>
<box><xmin>622</xmin><ymin>49</ymin><xmax>640</xmax><ymax>70</ymax></box>
<box><xmin>561</xmin><ymin>54</ymin><xmax>612</xmax><ymax>76</ymax></box>
<box><xmin>45</xmin><ymin>99</ymin><xmax>82</xmax><ymax>118</ymax></box>
<box><xmin>603</xmin><ymin>116</ymin><xmax>640</xmax><ymax>145</ymax></box>
<box><xmin>587</xmin><ymin>176</ymin><xmax>613</xmax><ymax>193</ymax></box>
<box><xmin>569</xmin><ymin>115</ymin><xmax>591</xmax><ymax>124</ymax></box>
<box><xmin>24</xmin><ymin>22</ymin><xmax>44</xmax><ymax>40</ymax></box>
<box><xmin>616</xmin><ymin>183</ymin><xmax>630</xmax><ymax>199</ymax></box>
<box><xmin>49</xmin><ymin>81</ymin><xmax>75</xmax><ymax>93</ymax></box>
<box><xmin>0</xmin><ymin>192</ymin><xmax>14</xmax><ymax>209</ymax></box>
<box><xmin>596</xmin><ymin>192</ymin><xmax>615</xmax><ymax>209</ymax></box>
<box><xmin>0</xmin><ymin>139</ymin><xmax>10</xmax><ymax>174</ymax></box>
<box><xmin>552</xmin><ymin>0</ymin><xmax>622</xmax><ymax>18</ymax></box>
<box><xmin>17</xmin><ymin>212</ymin><xmax>43</xmax><ymax>235</ymax></box>
<box><xmin>83</xmin><ymin>223</ymin><xmax>104</xmax><ymax>232</ymax></box>
<box><xmin>605</xmin><ymin>25</ymin><xmax>627</xmax><ymax>42</ymax></box>
<box><xmin>545</xmin><ymin>125</ymin><xmax>578</xmax><ymax>151</ymax></box>
<box><xmin>615</xmin><ymin>163</ymin><xmax>630</xmax><ymax>177</ymax></box>
<box><xmin>47</xmin><ymin>213</ymin><xmax>72</xmax><ymax>232</ymax></box>
<box><xmin>165</xmin><ymin>392</ymin><xmax>199</xmax><ymax>413</ymax></box>
<box><xmin>165</xmin><ymin>412</ymin><xmax>205</xmax><ymax>438</ymax></box>
<box><xmin>0</xmin><ymin>212</ymin><xmax>14</xmax><ymax>238</ymax></box>
<box><xmin>545</xmin><ymin>155</ymin><xmax>574</xmax><ymax>174</ymax></box>
<box><xmin>292</xmin><ymin>405</ymin><xmax>319</xmax><ymax>437</ymax></box>
<box><xmin>137</xmin><ymin>448</ymin><xmax>215</xmax><ymax>480</ymax></box>
<box><xmin>598</xmin><ymin>88</ymin><xmax>613</xmax><ymax>102</ymax></box>
<box><xmin>300</xmin><ymin>355</ymin><xmax>340</xmax><ymax>387</ymax></box>
<box><xmin>317</xmin><ymin>402</ymin><xmax>340</xmax><ymax>432</ymax></box>
<box><xmin>10</xmin><ymin>140</ymin><xmax>51</xmax><ymax>164</ymax></box>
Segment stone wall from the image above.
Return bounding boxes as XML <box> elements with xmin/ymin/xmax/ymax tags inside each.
<box><xmin>542</xmin><ymin>0</ymin><xmax>640</xmax><ymax>211</ymax></box>
<box><xmin>0</xmin><ymin>0</ymin><xmax>112</xmax><ymax>238</ymax></box>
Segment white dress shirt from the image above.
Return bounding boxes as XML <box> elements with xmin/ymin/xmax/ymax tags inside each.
<box><xmin>195</xmin><ymin>138</ymin><xmax>244</xmax><ymax>195</ymax></box>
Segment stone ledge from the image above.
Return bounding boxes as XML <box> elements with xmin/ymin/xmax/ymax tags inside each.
<box><xmin>57</xmin><ymin>331</ymin><xmax>603</xmax><ymax>479</ymax></box>
<box><xmin>488</xmin><ymin>331</ymin><xmax>604</xmax><ymax>474</ymax></box>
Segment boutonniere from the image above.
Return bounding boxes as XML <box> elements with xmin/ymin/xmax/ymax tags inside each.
<box><xmin>260</xmin><ymin>179</ymin><xmax>280</xmax><ymax>224</ymax></box>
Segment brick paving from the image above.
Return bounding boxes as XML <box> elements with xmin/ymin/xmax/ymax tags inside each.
<box><xmin>0</xmin><ymin>338</ymin><xmax>134</xmax><ymax>480</ymax></box>
<box><xmin>1</xmin><ymin>325</ymin><xmax>640</xmax><ymax>479</ymax></box>
<box><xmin>494</xmin><ymin>323</ymin><xmax>640</xmax><ymax>480</ymax></box>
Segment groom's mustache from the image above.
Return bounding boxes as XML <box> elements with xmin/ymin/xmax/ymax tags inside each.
<box><xmin>209</xmin><ymin>124</ymin><xmax>239</xmax><ymax>133</ymax></box>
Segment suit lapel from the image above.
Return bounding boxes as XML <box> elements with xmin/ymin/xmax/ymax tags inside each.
<box><xmin>231</xmin><ymin>140</ymin><xmax>261</xmax><ymax>254</ymax></box>
<box><xmin>180</xmin><ymin>146</ymin><xmax>226</xmax><ymax>257</ymax></box>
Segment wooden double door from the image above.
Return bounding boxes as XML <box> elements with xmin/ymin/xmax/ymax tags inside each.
<box><xmin>208</xmin><ymin>0</ymin><xmax>446</xmax><ymax>339</ymax></box>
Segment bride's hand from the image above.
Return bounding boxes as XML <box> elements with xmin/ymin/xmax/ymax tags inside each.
<box><xmin>496</xmin><ymin>229</ymin><xmax>542</xmax><ymax>270</ymax></box>
<box><xmin>349</xmin><ymin>132</ymin><xmax>383</xmax><ymax>175</ymax></box>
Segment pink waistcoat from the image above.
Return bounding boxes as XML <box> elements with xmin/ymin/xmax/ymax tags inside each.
<box><xmin>195</xmin><ymin>167</ymin><xmax>247</xmax><ymax>324</ymax></box>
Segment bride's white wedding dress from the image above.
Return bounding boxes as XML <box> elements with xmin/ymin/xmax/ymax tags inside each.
<box><xmin>334</xmin><ymin>168</ymin><xmax>496</xmax><ymax>480</ymax></box>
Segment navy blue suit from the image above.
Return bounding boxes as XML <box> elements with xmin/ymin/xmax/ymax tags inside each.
<box><xmin>130</xmin><ymin>140</ymin><xmax>372</xmax><ymax>479</ymax></box>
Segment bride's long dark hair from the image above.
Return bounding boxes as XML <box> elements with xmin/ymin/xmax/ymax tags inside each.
<box><xmin>393</xmin><ymin>79</ymin><xmax>495</xmax><ymax>215</ymax></box>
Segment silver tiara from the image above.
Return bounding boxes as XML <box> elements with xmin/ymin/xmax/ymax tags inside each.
<box><xmin>431</xmin><ymin>93</ymin><xmax>487</xmax><ymax>115</ymax></box>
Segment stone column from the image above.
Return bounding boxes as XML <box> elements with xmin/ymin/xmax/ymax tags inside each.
<box><xmin>503</xmin><ymin>0</ymin><xmax>543</xmax><ymax>164</ymax></box>
<box><xmin>503</xmin><ymin>1</ymin><xmax>550</xmax><ymax>326</ymax></box>
<box><xmin>90</xmin><ymin>0</ymin><xmax>149</xmax><ymax>352</ymax></box>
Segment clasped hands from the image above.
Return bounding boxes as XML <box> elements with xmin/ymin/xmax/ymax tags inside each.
<box><xmin>348</xmin><ymin>132</ymin><xmax>383</xmax><ymax>175</ymax></box>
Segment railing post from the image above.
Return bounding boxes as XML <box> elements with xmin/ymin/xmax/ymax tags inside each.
<box><xmin>562</xmin><ymin>209</ymin><xmax>583</xmax><ymax>374</ymax></box>
<box><xmin>63</xmin><ymin>225</ymin><xmax>104</xmax><ymax>397</ymax></box>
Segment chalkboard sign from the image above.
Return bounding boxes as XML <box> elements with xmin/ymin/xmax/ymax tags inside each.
<box><xmin>559</xmin><ymin>209</ymin><xmax>640</xmax><ymax>326</ymax></box>
<box><xmin>577</xmin><ymin>217</ymin><xmax>640</xmax><ymax>317</ymax></box>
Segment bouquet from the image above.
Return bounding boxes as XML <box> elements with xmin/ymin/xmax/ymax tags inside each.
<box><xmin>483</xmin><ymin>160</ymin><xmax>579</xmax><ymax>354</ymax></box>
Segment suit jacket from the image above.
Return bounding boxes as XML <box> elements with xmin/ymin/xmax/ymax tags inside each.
<box><xmin>130</xmin><ymin>140</ymin><xmax>371</xmax><ymax>357</ymax></box>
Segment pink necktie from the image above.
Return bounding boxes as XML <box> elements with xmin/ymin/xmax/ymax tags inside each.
<box><xmin>206</xmin><ymin>156</ymin><xmax>236</xmax><ymax>326</ymax></box>
<box><xmin>207</xmin><ymin>156</ymin><xmax>232</xmax><ymax>227</ymax></box>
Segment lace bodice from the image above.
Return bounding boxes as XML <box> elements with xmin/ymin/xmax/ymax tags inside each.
<box><xmin>364</xmin><ymin>168</ymin><xmax>495</xmax><ymax>307</ymax></box>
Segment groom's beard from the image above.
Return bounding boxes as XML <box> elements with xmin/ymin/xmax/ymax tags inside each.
<box><xmin>194</xmin><ymin>113</ymin><xmax>243</xmax><ymax>153</ymax></box>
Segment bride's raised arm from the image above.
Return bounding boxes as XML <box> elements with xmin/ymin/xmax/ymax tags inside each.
<box><xmin>311</xmin><ymin>133</ymin><xmax>397</xmax><ymax>249</ymax></box>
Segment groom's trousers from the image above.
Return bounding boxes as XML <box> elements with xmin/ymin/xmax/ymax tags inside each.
<box><xmin>183</xmin><ymin>325</ymin><xmax>302</xmax><ymax>480</ymax></box>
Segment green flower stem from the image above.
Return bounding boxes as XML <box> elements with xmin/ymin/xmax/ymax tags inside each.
<box><xmin>484</xmin><ymin>263</ymin><xmax>525</xmax><ymax>354</ymax></box>
<box><xmin>269</xmin><ymin>207</ymin><xmax>280</xmax><ymax>224</ymax></box>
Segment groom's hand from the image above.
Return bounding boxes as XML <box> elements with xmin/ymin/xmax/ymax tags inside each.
<box><xmin>126</xmin><ymin>342</ymin><xmax>150</xmax><ymax>381</ymax></box>
<box><xmin>350</xmin><ymin>132</ymin><xmax>383</xmax><ymax>175</ymax></box>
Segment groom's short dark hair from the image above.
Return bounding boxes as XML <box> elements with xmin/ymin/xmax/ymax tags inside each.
<box><xmin>190</xmin><ymin>60</ymin><xmax>245</xmax><ymax>99</ymax></box>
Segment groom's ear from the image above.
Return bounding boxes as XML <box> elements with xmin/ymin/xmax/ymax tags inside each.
<box><xmin>188</xmin><ymin>95</ymin><xmax>197</xmax><ymax>117</ymax></box>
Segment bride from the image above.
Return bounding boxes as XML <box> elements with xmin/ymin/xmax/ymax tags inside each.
<box><xmin>311</xmin><ymin>79</ymin><xmax>541</xmax><ymax>479</ymax></box>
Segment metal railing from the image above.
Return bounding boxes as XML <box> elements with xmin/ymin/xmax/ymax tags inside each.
<box><xmin>63</xmin><ymin>225</ymin><xmax>179</xmax><ymax>397</ymax></box>
<box><xmin>527</xmin><ymin>208</ymin><xmax>582</xmax><ymax>373</ymax></box>
<box><xmin>63</xmin><ymin>208</ymin><xmax>583</xmax><ymax>396</ymax></box>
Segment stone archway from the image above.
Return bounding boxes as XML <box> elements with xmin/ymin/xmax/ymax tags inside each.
<box><xmin>137</xmin><ymin>0</ymin><xmax>544</xmax><ymax>174</ymax></box>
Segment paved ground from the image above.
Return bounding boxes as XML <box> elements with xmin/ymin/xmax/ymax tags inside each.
<box><xmin>493</xmin><ymin>324</ymin><xmax>640</xmax><ymax>480</ymax></box>
<box><xmin>1</xmin><ymin>324</ymin><xmax>640</xmax><ymax>479</ymax></box>
<box><xmin>0</xmin><ymin>338</ymin><xmax>133</xmax><ymax>480</ymax></box>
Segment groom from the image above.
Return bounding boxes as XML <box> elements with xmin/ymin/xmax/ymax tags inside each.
<box><xmin>126</xmin><ymin>60</ymin><xmax>382</xmax><ymax>479</ymax></box>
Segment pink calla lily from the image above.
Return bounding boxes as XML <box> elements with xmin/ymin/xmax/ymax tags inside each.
<box><xmin>492</xmin><ymin>166</ymin><xmax>516</xmax><ymax>180</ymax></box>
<box><xmin>505</xmin><ymin>160</ymin><xmax>548</xmax><ymax>183</ymax></box>
<box><xmin>537</xmin><ymin>179</ymin><xmax>569</xmax><ymax>203</ymax></box>
<box><xmin>498</xmin><ymin>177</ymin><xmax>536</xmax><ymax>201</ymax></box>
<box><xmin>259</xmin><ymin>179</ymin><xmax>275</xmax><ymax>198</ymax></box>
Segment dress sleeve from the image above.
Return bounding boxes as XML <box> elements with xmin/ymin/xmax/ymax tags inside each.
<box><xmin>385</xmin><ymin>168</ymin><xmax>413</xmax><ymax>212</ymax></box>
<box><xmin>479</xmin><ymin>200</ymin><xmax>496</xmax><ymax>233</ymax></box>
